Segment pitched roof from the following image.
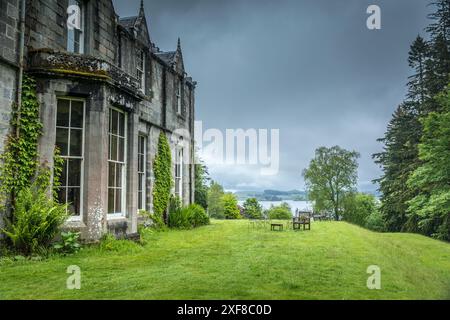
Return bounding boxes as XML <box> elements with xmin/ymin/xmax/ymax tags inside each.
<box><xmin>155</xmin><ymin>51</ymin><xmax>176</xmax><ymax>65</ymax></box>
<box><xmin>118</xmin><ymin>16</ymin><xmax>138</xmax><ymax>29</ymax></box>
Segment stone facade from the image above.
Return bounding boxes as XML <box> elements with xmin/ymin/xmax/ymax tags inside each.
<box><xmin>0</xmin><ymin>0</ymin><xmax>196</xmax><ymax>241</ymax></box>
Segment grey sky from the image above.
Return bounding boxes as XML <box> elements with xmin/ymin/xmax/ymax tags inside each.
<box><xmin>113</xmin><ymin>0</ymin><xmax>432</xmax><ymax>192</ymax></box>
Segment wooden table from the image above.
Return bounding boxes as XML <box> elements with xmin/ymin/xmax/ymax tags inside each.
<box><xmin>271</xmin><ymin>223</ymin><xmax>284</xmax><ymax>231</ymax></box>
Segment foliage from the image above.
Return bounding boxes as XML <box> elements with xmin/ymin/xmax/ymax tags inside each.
<box><xmin>53</xmin><ymin>231</ymin><xmax>81</xmax><ymax>255</ymax></box>
<box><xmin>374</xmin><ymin>1</ymin><xmax>450</xmax><ymax>238</ymax></box>
<box><xmin>1</xmin><ymin>177</ymin><xmax>68</xmax><ymax>255</ymax></box>
<box><xmin>139</xmin><ymin>210</ymin><xmax>167</xmax><ymax>231</ymax></box>
<box><xmin>99</xmin><ymin>233</ymin><xmax>142</xmax><ymax>253</ymax></box>
<box><xmin>194</xmin><ymin>159</ymin><xmax>210</xmax><ymax>210</ymax></box>
<box><xmin>343</xmin><ymin>193</ymin><xmax>384</xmax><ymax>232</ymax></box>
<box><xmin>169</xmin><ymin>195</ymin><xmax>182</xmax><ymax>216</ymax></box>
<box><xmin>207</xmin><ymin>181</ymin><xmax>225</xmax><ymax>219</ymax></box>
<box><xmin>0</xmin><ymin>75</ymin><xmax>43</xmax><ymax>209</ymax></box>
<box><xmin>188</xmin><ymin>204</ymin><xmax>210</xmax><ymax>227</ymax></box>
<box><xmin>243</xmin><ymin>198</ymin><xmax>263</xmax><ymax>219</ymax></box>
<box><xmin>222</xmin><ymin>193</ymin><xmax>241</xmax><ymax>219</ymax></box>
<box><xmin>407</xmin><ymin>86</ymin><xmax>450</xmax><ymax>241</ymax></box>
<box><xmin>267</xmin><ymin>202</ymin><xmax>292</xmax><ymax>220</ymax></box>
<box><xmin>303</xmin><ymin>146</ymin><xmax>360</xmax><ymax>220</ymax></box>
<box><xmin>152</xmin><ymin>132</ymin><xmax>173</xmax><ymax>221</ymax></box>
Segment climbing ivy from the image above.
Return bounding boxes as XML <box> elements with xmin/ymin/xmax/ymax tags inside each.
<box><xmin>0</xmin><ymin>75</ymin><xmax>43</xmax><ymax>209</ymax></box>
<box><xmin>152</xmin><ymin>132</ymin><xmax>173</xmax><ymax>221</ymax></box>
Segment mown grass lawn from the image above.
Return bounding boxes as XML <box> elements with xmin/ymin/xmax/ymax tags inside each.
<box><xmin>1</xmin><ymin>220</ymin><xmax>450</xmax><ymax>300</ymax></box>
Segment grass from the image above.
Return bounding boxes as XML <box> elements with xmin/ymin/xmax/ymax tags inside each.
<box><xmin>1</xmin><ymin>220</ymin><xmax>450</xmax><ymax>300</ymax></box>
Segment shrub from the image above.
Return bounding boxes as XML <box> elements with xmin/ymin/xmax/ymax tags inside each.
<box><xmin>243</xmin><ymin>198</ymin><xmax>263</xmax><ymax>219</ymax></box>
<box><xmin>1</xmin><ymin>182</ymin><xmax>68</xmax><ymax>255</ymax></box>
<box><xmin>139</xmin><ymin>210</ymin><xmax>167</xmax><ymax>231</ymax></box>
<box><xmin>267</xmin><ymin>202</ymin><xmax>292</xmax><ymax>220</ymax></box>
<box><xmin>365</xmin><ymin>211</ymin><xmax>385</xmax><ymax>232</ymax></box>
<box><xmin>222</xmin><ymin>193</ymin><xmax>241</xmax><ymax>219</ymax></box>
<box><xmin>53</xmin><ymin>231</ymin><xmax>81</xmax><ymax>255</ymax></box>
<box><xmin>168</xmin><ymin>207</ymin><xmax>191</xmax><ymax>229</ymax></box>
<box><xmin>188</xmin><ymin>204</ymin><xmax>210</xmax><ymax>227</ymax></box>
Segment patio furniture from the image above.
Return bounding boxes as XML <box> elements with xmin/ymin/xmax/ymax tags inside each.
<box><xmin>271</xmin><ymin>223</ymin><xmax>284</xmax><ymax>231</ymax></box>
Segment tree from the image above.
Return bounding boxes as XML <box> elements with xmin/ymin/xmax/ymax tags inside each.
<box><xmin>267</xmin><ymin>202</ymin><xmax>292</xmax><ymax>220</ymax></box>
<box><xmin>243</xmin><ymin>198</ymin><xmax>263</xmax><ymax>219</ymax></box>
<box><xmin>194</xmin><ymin>160</ymin><xmax>210</xmax><ymax>210</ymax></box>
<box><xmin>152</xmin><ymin>132</ymin><xmax>173</xmax><ymax>221</ymax></box>
<box><xmin>303</xmin><ymin>146</ymin><xmax>360</xmax><ymax>221</ymax></box>
<box><xmin>222</xmin><ymin>193</ymin><xmax>241</xmax><ymax>220</ymax></box>
<box><xmin>207</xmin><ymin>181</ymin><xmax>225</xmax><ymax>219</ymax></box>
<box><xmin>373</xmin><ymin>103</ymin><xmax>422</xmax><ymax>232</ymax></box>
<box><xmin>343</xmin><ymin>193</ymin><xmax>382</xmax><ymax>231</ymax></box>
<box><xmin>408</xmin><ymin>35</ymin><xmax>430</xmax><ymax>104</ymax></box>
<box><xmin>407</xmin><ymin>86</ymin><xmax>450</xmax><ymax>241</ymax></box>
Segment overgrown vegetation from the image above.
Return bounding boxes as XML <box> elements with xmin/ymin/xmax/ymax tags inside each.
<box><xmin>0</xmin><ymin>75</ymin><xmax>69</xmax><ymax>255</ymax></box>
<box><xmin>152</xmin><ymin>132</ymin><xmax>173</xmax><ymax>221</ymax></box>
<box><xmin>373</xmin><ymin>0</ymin><xmax>450</xmax><ymax>240</ymax></box>
<box><xmin>53</xmin><ymin>231</ymin><xmax>81</xmax><ymax>255</ymax></box>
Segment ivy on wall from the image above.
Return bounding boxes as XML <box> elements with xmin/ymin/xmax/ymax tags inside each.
<box><xmin>152</xmin><ymin>132</ymin><xmax>173</xmax><ymax>221</ymax></box>
<box><xmin>0</xmin><ymin>75</ymin><xmax>43</xmax><ymax>208</ymax></box>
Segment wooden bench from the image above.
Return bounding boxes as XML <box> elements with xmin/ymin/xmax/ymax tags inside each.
<box><xmin>271</xmin><ymin>223</ymin><xmax>284</xmax><ymax>231</ymax></box>
<box><xmin>293</xmin><ymin>217</ymin><xmax>311</xmax><ymax>231</ymax></box>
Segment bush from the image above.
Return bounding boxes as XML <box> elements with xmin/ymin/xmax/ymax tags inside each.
<box><xmin>188</xmin><ymin>204</ymin><xmax>210</xmax><ymax>227</ymax></box>
<box><xmin>1</xmin><ymin>182</ymin><xmax>68</xmax><ymax>255</ymax></box>
<box><xmin>243</xmin><ymin>198</ymin><xmax>263</xmax><ymax>219</ymax></box>
<box><xmin>267</xmin><ymin>202</ymin><xmax>292</xmax><ymax>220</ymax></box>
<box><xmin>139</xmin><ymin>210</ymin><xmax>167</xmax><ymax>231</ymax></box>
<box><xmin>168</xmin><ymin>207</ymin><xmax>191</xmax><ymax>229</ymax></box>
<box><xmin>365</xmin><ymin>211</ymin><xmax>385</xmax><ymax>232</ymax></box>
<box><xmin>222</xmin><ymin>193</ymin><xmax>241</xmax><ymax>219</ymax></box>
<box><xmin>343</xmin><ymin>193</ymin><xmax>384</xmax><ymax>232</ymax></box>
<box><xmin>53</xmin><ymin>231</ymin><xmax>81</xmax><ymax>255</ymax></box>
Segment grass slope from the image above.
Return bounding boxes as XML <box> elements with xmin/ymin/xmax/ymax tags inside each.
<box><xmin>1</xmin><ymin>220</ymin><xmax>450</xmax><ymax>300</ymax></box>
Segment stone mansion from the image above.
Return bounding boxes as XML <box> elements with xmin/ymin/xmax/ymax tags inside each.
<box><xmin>0</xmin><ymin>0</ymin><xmax>196</xmax><ymax>240</ymax></box>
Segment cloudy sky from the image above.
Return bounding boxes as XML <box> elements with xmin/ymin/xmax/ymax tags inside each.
<box><xmin>113</xmin><ymin>0</ymin><xmax>432</xmax><ymax>192</ymax></box>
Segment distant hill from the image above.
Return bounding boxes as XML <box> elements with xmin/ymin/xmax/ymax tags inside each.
<box><xmin>234</xmin><ymin>190</ymin><xmax>309</xmax><ymax>201</ymax></box>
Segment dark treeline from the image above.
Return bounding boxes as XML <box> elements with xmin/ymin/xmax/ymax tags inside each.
<box><xmin>374</xmin><ymin>0</ymin><xmax>450</xmax><ymax>240</ymax></box>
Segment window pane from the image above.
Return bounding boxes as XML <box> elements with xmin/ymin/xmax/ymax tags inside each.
<box><xmin>110</xmin><ymin>135</ymin><xmax>118</xmax><ymax>161</ymax></box>
<box><xmin>108</xmin><ymin>188</ymin><xmax>115</xmax><ymax>214</ymax></box>
<box><xmin>108</xmin><ymin>163</ymin><xmax>115</xmax><ymax>187</ymax></box>
<box><xmin>57</xmin><ymin>100</ymin><xmax>70</xmax><ymax>127</ymax></box>
<box><xmin>56</xmin><ymin>128</ymin><xmax>69</xmax><ymax>156</ymax></box>
<box><xmin>138</xmin><ymin>174</ymin><xmax>143</xmax><ymax>191</ymax></box>
<box><xmin>68</xmin><ymin>159</ymin><xmax>81</xmax><ymax>187</ymax></box>
<box><xmin>67</xmin><ymin>187</ymin><xmax>81</xmax><ymax>216</ymax></box>
<box><xmin>71</xmin><ymin>101</ymin><xmax>84</xmax><ymax>128</ymax></box>
<box><xmin>111</xmin><ymin>110</ymin><xmax>118</xmax><ymax>135</ymax></box>
<box><xmin>115</xmin><ymin>189</ymin><xmax>122</xmax><ymax>213</ymax></box>
<box><xmin>118</xmin><ymin>137</ymin><xmax>125</xmax><ymax>162</ymax></box>
<box><xmin>138</xmin><ymin>191</ymin><xmax>142</xmax><ymax>210</ymax></box>
<box><xmin>115</xmin><ymin>164</ymin><xmax>122</xmax><ymax>188</ymax></box>
<box><xmin>59</xmin><ymin>159</ymin><xmax>68</xmax><ymax>186</ymax></box>
<box><xmin>57</xmin><ymin>187</ymin><xmax>67</xmax><ymax>205</ymax></box>
<box><xmin>70</xmin><ymin>128</ymin><xmax>83</xmax><ymax>156</ymax></box>
<box><xmin>119</xmin><ymin>113</ymin><xmax>125</xmax><ymax>137</ymax></box>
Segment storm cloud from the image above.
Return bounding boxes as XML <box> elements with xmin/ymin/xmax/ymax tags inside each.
<box><xmin>113</xmin><ymin>0</ymin><xmax>432</xmax><ymax>192</ymax></box>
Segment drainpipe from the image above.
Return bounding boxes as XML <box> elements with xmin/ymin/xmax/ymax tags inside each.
<box><xmin>16</xmin><ymin>0</ymin><xmax>26</xmax><ymax>138</ymax></box>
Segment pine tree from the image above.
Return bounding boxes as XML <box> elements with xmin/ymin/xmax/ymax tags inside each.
<box><xmin>407</xmin><ymin>36</ymin><xmax>430</xmax><ymax>104</ymax></box>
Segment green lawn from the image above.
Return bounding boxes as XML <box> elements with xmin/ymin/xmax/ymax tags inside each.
<box><xmin>1</xmin><ymin>220</ymin><xmax>450</xmax><ymax>300</ymax></box>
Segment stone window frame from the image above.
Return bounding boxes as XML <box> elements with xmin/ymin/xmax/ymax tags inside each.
<box><xmin>67</xmin><ymin>0</ymin><xmax>85</xmax><ymax>54</ymax></box>
<box><xmin>107</xmin><ymin>107</ymin><xmax>128</xmax><ymax>218</ymax></box>
<box><xmin>55</xmin><ymin>97</ymin><xmax>86</xmax><ymax>221</ymax></box>
<box><xmin>137</xmin><ymin>134</ymin><xmax>147</xmax><ymax>211</ymax></box>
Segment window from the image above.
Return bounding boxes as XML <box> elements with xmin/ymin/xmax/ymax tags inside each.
<box><xmin>136</xmin><ymin>49</ymin><xmax>145</xmax><ymax>92</ymax></box>
<box><xmin>176</xmin><ymin>82</ymin><xmax>182</xmax><ymax>115</ymax></box>
<box><xmin>67</xmin><ymin>0</ymin><xmax>84</xmax><ymax>54</ymax></box>
<box><xmin>174</xmin><ymin>147</ymin><xmax>183</xmax><ymax>199</ymax></box>
<box><xmin>108</xmin><ymin>108</ymin><xmax>127</xmax><ymax>216</ymax></box>
<box><xmin>55</xmin><ymin>98</ymin><xmax>85</xmax><ymax>218</ymax></box>
<box><xmin>138</xmin><ymin>135</ymin><xmax>147</xmax><ymax>211</ymax></box>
